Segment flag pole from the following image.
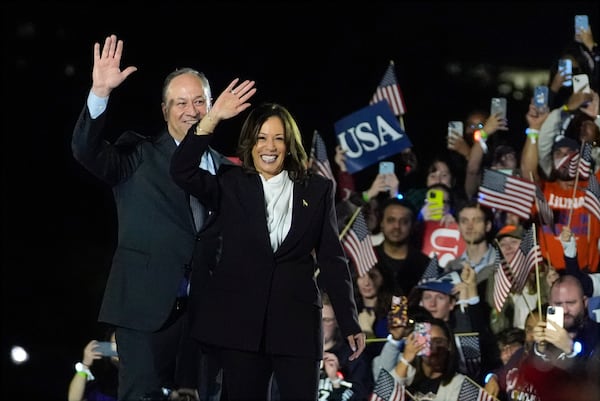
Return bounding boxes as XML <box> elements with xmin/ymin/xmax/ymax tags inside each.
<box><xmin>532</xmin><ymin>222</ymin><xmax>543</xmax><ymax>316</ymax></box>
<box><xmin>567</xmin><ymin>140</ymin><xmax>585</xmax><ymax>228</ymax></box>
<box><xmin>464</xmin><ymin>375</ymin><xmax>501</xmax><ymax>401</ymax></box>
<box><xmin>339</xmin><ymin>206</ymin><xmax>362</xmax><ymax>240</ymax></box>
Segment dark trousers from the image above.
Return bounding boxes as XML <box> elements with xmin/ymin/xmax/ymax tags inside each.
<box><xmin>220</xmin><ymin>348</ymin><xmax>320</xmax><ymax>401</ymax></box>
<box><xmin>116</xmin><ymin>298</ymin><xmax>222</xmax><ymax>401</ymax></box>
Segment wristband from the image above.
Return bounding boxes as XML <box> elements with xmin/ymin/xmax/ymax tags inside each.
<box><xmin>562</xmin><ymin>104</ymin><xmax>569</xmax><ymax>112</ymax></box>
<box><xmin>195</xmin><ymin>125</ymin><xmax>213</xmax><ymax>136</ymax></box>
<box><xmin>484</xmin><ymin>373</ymin><xmax>497</xmax><ymax>384</ymax></box>
<box><xmin>399</xmin><ymin>356</ymin><xmax>412</xmax><ymax>367</ymax></box>
<box><xmin>362</xmin><ymin>191</ymin><xmax>370</xmax><ymax>203</ymax></box>
<box><xmin>474</xmin><ymin>129</ymin><xmax>488</xmax><ymax>141</ymax></box>
<box><xmin>75</xmin><ymin>362</ymin><xmax>95</xmax><ymax>381</ymax></box>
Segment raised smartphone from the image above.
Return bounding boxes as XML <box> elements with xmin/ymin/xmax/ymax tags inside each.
<box><xmin>379</xmin><ymin>161</ymin><xmax>395</xmax><ymax>175</ymax></box>
<box><xmin>533</xmin><ymin>85</ymin><xmax>549</xmax><ymax>112</ymax></box>
<box><xmin>95</xmin><ymin>341</ymin><xmax>118</xmax><ymax>357</ymax></box>
<box><xmin>426</xmin><ymin>188</ymin><xmax>445</xmax><ymax>221</ymax></box>
<box><xmin>414</xmin><ymin>322</ymin><xmax>432</xmax><ymax>356</ymax></box>
<box><xmin>389</xmin><ymin>295</ymin><xmax>409</xmax><ymax>328</ymax></box>
<box><xmin>558</xmin><ymin>58</ymin><xmax>573</xmax><ymax>87</ymax></box>
<box><xmin>448</xmin><ymin>121</ymin><xmax>464</xmax><ymax>137</ymax></box>
<box><xmin>573</xmin><ymin>73</ymin><xmax>591</xmax><ymax>94</ymax></box>
<box><xmin>491</xmin><ymin>97</ymin><xmax>507</xmax><ymax>120</ymax></box>
<box><xmin>575</xmin><ymin>15</ymin><xmax>589</xmax><ymax>34</ymax></box>
<box><xmin>546</xmin><ymin>305</ymin><xmax>564</xmax><ymax>331</ymax></box>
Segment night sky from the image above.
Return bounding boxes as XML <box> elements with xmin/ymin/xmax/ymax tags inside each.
<box><xmin>2</xmin><ymin>2</ymin><xmax>598</xmax><ymax>399</ymax></box>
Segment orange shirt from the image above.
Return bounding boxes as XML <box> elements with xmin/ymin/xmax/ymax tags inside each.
<box><xmin>538</xmin><ymin>174</ymin><xmax>600</xmax><ymax>273</ymax></box>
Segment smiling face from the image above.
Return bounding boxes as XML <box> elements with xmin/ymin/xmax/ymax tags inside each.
<box><xmin>251</xmin><ymin>116</ymin><xmax>287</xmax><ymax>180</ymax></box>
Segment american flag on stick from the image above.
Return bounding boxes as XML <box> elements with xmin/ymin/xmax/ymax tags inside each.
<box><xmin>508</xmin><ymin>226</ymin><xmax>543</xmax><ymax>294</ymax></box>
<box><xmin>568</xmin><ymin>142</ymin><xmax>593</xmax><ymax>179</ymax></box>
<box><xmin>458</xmin><ymin>376</ymin><xmax>496</xmax><ymax>401</ymax></box>
<box><xmin>309</xmin><ymin>130</ymin><xmax>336</xmax><ymax>187</ymax></box>
<box><xmin>584</xmin><ymin>173</ymin><xmax>600</xmax><ymax>222</ymax></box>
<box><xmin>341</xmin><ymin>209</ymin><xmax>378</xmax><ymax>277</ymax></box>
<box><xmin>534</xmin><ymin>185</ymin><xmax>554</xmax><ymax>227</ymax></box>
<box><xmin>477</xmin><ymin>169</ymin><xmax>536</xmax><ymax>220</ymax></box>
<box><xmin>493</xmin><ymin>247</ymin><xmax>513</xmax><ymax>312</ymax></box>
<box><xmin>370</xmin><ymin>61</ymin><xmax>407</xmax><ymax>116</ymax></box>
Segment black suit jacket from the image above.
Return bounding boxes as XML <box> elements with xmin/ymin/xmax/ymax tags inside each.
<box><xmin>72</xmin><ymin>104</ymin><xmax>231</xmax><ymax>331</ymax></box>
<box><xmin>171</xmin><ymin>132</ymin><xmax>361</xmax><ymax>359</ymax></box>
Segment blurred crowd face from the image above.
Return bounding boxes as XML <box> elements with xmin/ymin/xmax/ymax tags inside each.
<box><xmin>322</xmin><ymin>303</ymin><xmax>338</xmax><ymax>344</ymax></box>
<box><xmin>550</xmin><ymin>277</ymin><xmax>587</xmax><ymax>332</ymax></box>
<box><xmin>357</xmin><ymin>268</ymin><xmax>384</xmax><ymax>300</ymax></box>
<box><xmin>499</xmin><ymin>341</ymin><xmax>521</xmax><ymax>365</ymax></box>
<box><xmin>465</xmin><ymin>112</ymin><xmax>487</xmax><ymax>138</ymax></box>
<box><xmin>421</xmin><ymin>290</ymin><xmax>455</xmax><ymax>321</ymax></box>
<box><xmin>380</xmin><ymin>204</ymin><xmax>413</xmax><ymax>245</ymax></box>
<box><xmin>498</xmin><ymin>236</ymin><xmax>521</xmax><ymax>261</ymax></box>
<box><xmin>423</xmin><ymin>323</ymin><xmax>451</xmax><ymax>373</ymax></box>
<box><xmin>426</xmin><ymin>161</ymin><xmax>452</xmax><ymax>188</ymax></box>
<box><xmin>458</xmin><ymin>207</ymin><xmax>490</xmax><ymax>245</ymax></box>
<box><xmin>552</xmin><ymin>146</ymin><xmax>578</xmax><ymax>181</ymax></box>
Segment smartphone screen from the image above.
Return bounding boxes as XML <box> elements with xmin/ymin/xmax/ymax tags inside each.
<box><xmin>546</xmin><ymin>305</ymin><xmax>564</xmax><ymax>331</ymax></box>
<box><xmin>379</xmin><ymin>161</ymin><xmax>395</xmax><ymax>175</ymax></box>
<box><xmin>491</xmin><ymin>97</ymin><xmax>507</xmax><ymax>120</ymax></box>
<box><xmin>389</xmin><ymin>295</ymin><xmax>409</xmax><ymax>328</ymax></box>
<box><xmin>533</xmin><ymin>85</ymin><xmax>549</xmax><ymax>112</ymax></box>
<box><xmin>575</xmin><ymin>15</ymin><xmax>589</xmax><ymax>33</ymax></box>
<box><xmin>448</xmin><ymin>121</ymin><xmax>464</xmax><ymax>137</ymax></box>
<box><xmin>559</xmin><ymin>59</ymin><xmax>573</xmax><ymax>87</ymax></box>
<box><xmin>95</xmin><ymin>341</ymin><xmax>118</xmax><ymax>357</ymax></box>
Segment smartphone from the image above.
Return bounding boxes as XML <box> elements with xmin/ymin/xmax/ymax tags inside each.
<box><xmin>575</xmin><ymin>15</ymin><xmax>589</xmax><ymax>34</ymax></box>
<box><xmin>491</xmin><ymin>97</ymin><xmax>507</xmax><ymax>120</ymax></box>
<box><xmin>389</xmin><ymin>295</ymin><xmax>409</xmax><ymax>328</ymax></box>
<box><xmin>533</xmin><ymin>85</ymin><xmax>549</xmax><ymax>112</ymax></box>
<box><xmin>426</xmin><ymin>188</ymin><xmax>445</xmax><ymax>221</ymax></box>
<box><xmin>379</xmin><ymin>161</ymin><xmax>395</xmax><ymax>175</ymax></box>
<box><xmin>573</xmin><ymin>73</ymin><xmax>591</xmax><ymax>94</ymax></box>
<box><xmin>558</xmin><ymin>59</ymin><xmax>573</xmax><ymax>87</ymax></box>
<box><xmin>414</xmin><ymin>322</ymin><xmax>432</xmax><ymax>356</ymax></box>
<box><xmin>546</xmin><ymin>305</ymin><xmax>564</xmax><ymax>331</ymax></box>
<box><xmin>448</xmin><ymin>121</ymin><xmax>464</xmax><ymax>137</ymax></box>
<box><xmin>95</xmin><ymin>341</ymin><xmax>118</xmax><ymax>357</ymax></box>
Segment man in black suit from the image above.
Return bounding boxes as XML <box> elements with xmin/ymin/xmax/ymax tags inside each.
<box><xmin>71</xmin><ymin>34</ymin><xmax>251</xmax><ymax>401</ymax></box>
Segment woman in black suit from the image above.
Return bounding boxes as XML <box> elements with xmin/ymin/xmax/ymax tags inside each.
<box><xmin>170</xmin><ymin>88</ymin><xmax>366</xmax><ymax>401</ymax></box>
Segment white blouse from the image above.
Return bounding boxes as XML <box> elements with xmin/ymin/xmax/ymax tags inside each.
<box><xmin>260</xmin><ymin>170</ymin><xmax>294</xmax><ymax>251</ymax></box>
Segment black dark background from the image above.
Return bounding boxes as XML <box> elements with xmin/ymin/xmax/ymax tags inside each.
<box><xmin>2</xmin><ymin>2</ymin><xmax>599</xmax><ymax>399</ymax></box>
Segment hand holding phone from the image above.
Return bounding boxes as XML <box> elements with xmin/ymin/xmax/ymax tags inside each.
<box><xmin>491</xmin><ymin>97</ymin><xmax>507</xmax><ymax>120</ymax></box>
<box><xmin>533</xmin><ymin>85</ymin><xmax>549</xmax><ymax>113</ymax></box>
<box><xmin>573</xmin><ymin>74</ymin><xmax>591</xmax><ymax>94</ymax></box>
<box><xmin>379</xmin><ymin>161</ymin><xmax>395</xmax><ymax>175</ymax></box>
<box><xmin>426</xmin><ymin>188</ymin><xmax>445</xmax><ymax>221</ymax></box>
<box><xmin>575</xmin><ymin>15</ymin><xmax>589</xmax><ymax>38</ymax></box>
<box><xmin>389</xmin><ymin>295</ymin><xmax>409</xmax><ymax>328</ymax></box>
<box><xmin>448</xmin><ymin>121</ymin><xmax>464</xmax><ymax>137</ymax></box>
<box><xmin>94</xmin><ymin>341</ymin><xmax>118</xmax><ymax>357</ymax></box>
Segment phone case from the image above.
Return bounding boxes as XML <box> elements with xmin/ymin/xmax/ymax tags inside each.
<box><xmin>379</xmin><ymin>161</ymin><xmax>395</xmax><ymax>175</ymax></box>
<box><xmin>389</xmin><ymin>295</ymin><xmax>408</xmax><ymax>328</ymax></box>
<box><xmin>558</xmin><ymin>59</ymin><xmax>573</xmax><ymax>87</ymax></box>
<box><xmin>448</xmin><ymin>121</ymin><xmax>464</xmax><ymax>137</ymax></box>
<box><xmin>546</xmin><ymin>305</ymin><xmax>564</xmax><ymax>331</ymax></box>
<box><xmin>573</xmin><ymin>74</ymin><xmax>591</xmax><ymax>93</ymax></box>
<box><xmin>534</xmin><ymin>85</ymin><xmax>549</xmax><ymax>112</ymax></box>
<box><xmin>491</xmin><ymin>97</ymin><xmax>507</xmax><ymax>120</ymax></box>
<box><xmin>426</xmin><ymin>189</ymin><xmax>445</xmax><ymax>221</ymax></box>
<box><xmin>414</xmin><ymin>322</ymin><xmax>432</xmax><ymax>356</ymax></box>
<box><xmin>95</xmin><ymin>341</ymin><xmax>118</xmax><ymax>357</ymax></box>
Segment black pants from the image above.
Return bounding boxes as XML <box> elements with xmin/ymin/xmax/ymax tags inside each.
<box><xmin>220</xmin><ymin>348</ymin><xmax>320</xmax><ymax>401</ymax></box>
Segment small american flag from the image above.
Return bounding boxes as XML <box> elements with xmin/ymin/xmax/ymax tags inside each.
<box><xmin>458</xmin><ymin>377</ymin><xmax>495</xmax><ymax>401</ymax></box>
<box><xmin>309</xmin><ymin>131</ymin><xmax>336</xmax><ymax>187</ymax></box>
<box><xmin>341</xmin><ymin>210</ymin><xmax>378</xmax><ymax>277</ymax></box>
<box><xmin>493</xmin><ymin>248</ymin><xmax>513</xmax><ymax>312</ymax></box>
<box><xmin>370</xmin><ymin>61</ymin><xmax>407</xmax><ymax>116</ymax></box>
<box><xmin>418</xmin><ymin>253</ymin><xmax>440</xmax><ymax>284</ymax></box>
<box><xmin>370</xmin><ymin>368</ymin><xmax>405</xmax><ymax>401</ymax></box>
<box><xmin>455</xmin><ymin>333</ymin><xmax>482</xmax><ymax>379</ymax></box>
<box><xmin>584</xmin><ymin>173</ymin><xmax>600</xmax><ymax>221</ymax></box>
<box><xmin>509</xmin><ymin>226</ymin><xmax>542</xmax><ymax>294</ymax></box>
<box><xmin>568</xmin><ymin>142</ymin><xmax>593</xmax><ymax>179</ymax></box>
<box><xmin>477</xmin><ymin>169</ymin><xmax>536</xmax><ymax>220</ymax></box>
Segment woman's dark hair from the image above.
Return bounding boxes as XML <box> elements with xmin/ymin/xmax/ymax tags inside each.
<box><xmin>236</xmin><ymin>102</ymin><xmax>308</xmax><ymax>182</ymax></box>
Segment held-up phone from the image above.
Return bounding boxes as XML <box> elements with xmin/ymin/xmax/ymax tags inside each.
<box><xmin>426</xmin><ymin>188</ymin><xmax>445</xmax><ymax>221</ymax></box>
<box><xmin>558</xmin><ymin>59</ymin><xmax>573</xmax><ymax>87</ymax></box>
<box><xmin>95</xmin><ymin>341</ymin><xmax>118</xmax><ymax>357</ymax></box>
<box><xmin>546</xmin><ymin>305</ymin><xmax>564</xmax><ymax>331</ymax></box>
<box><xmin>389</xmin><ymin>295</ymin><xmax>409</xmax><ymax>328</ymax></box>
<box><xmin>533</xmin><ymin>85</ymin><xmax>549</xmax><ymax>113</ymax></box>
<box><xmin>447</xmin><ymin>121</ymin><xmax>464</xmax><ymax>137</ymax></box>
<box><xmin>379</xmin><ymin>161</ymin><xmax>395</xmax><ymax>175</ymax></box>
<box><xmin>573</xmin><ymin>73</ymin><xmax>591</xmax><ymax>94</ymax></box>
<box><xmin>490</xmin><ymin>97</ymin><xmax>507</xmax><ymax>120</ymax></box>
<box><xmin>575</xmin><ymin>15</ymin><xmax>589</xmax><ymax>34</ymax></box>
<box><xmin>414</xmin><ymin>322</ymin><xmax>432</xmax><ymax>356</ymax></box>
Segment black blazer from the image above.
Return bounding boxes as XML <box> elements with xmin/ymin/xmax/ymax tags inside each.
<box><xmin>72</xmin><ymin>104</ymin><xmax>231</xmax><ymax>331</ymax></box>
<box><xmin>171</xmin><ymin>132</ymin><xmax>361</xmax><ymax>359</ymax></box>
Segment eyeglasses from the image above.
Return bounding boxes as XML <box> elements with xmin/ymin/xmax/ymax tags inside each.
<box><xmin>468</xmin><ymin>123</ymin><xmax>485</xmax><ymax>130</ymax></box>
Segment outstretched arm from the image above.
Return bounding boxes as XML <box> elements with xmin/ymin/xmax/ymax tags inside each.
<box><xmin>91</xmin><ymin>34</ymin><xmax>138</xmax><ymax>98</ymax></box>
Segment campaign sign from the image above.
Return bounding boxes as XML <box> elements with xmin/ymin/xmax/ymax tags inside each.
<box><xmin>421</xmin><ymin>221</ymin><xmax>466</xmax><ymax>267</ymax></box>
<box><xmin>334</xmin><ymin>101</ymin><xmax>412</xmax><ymax>174</ymax></box>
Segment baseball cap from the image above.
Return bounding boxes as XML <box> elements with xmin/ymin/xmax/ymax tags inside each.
<box><xmin>496</xmin><ymin>224</ymin><xmax>524</xmax><ymax>240</ymax></box>
<box><xmin>416</xmin><ymin>271</ymin><xmax>461</xmax><ymax>296</ymax></box>
<box><xmin>552</xmin><ymin>135</ymin><xmax>579</xmax><ymax>152</ymax></box>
